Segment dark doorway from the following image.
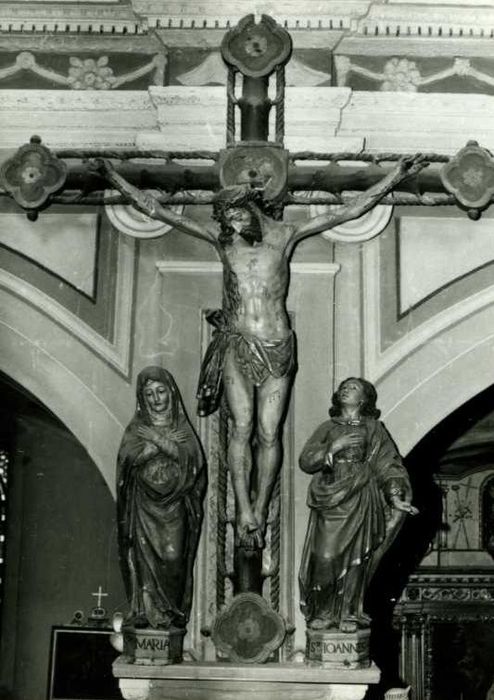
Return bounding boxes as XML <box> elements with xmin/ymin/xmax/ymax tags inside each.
<box><xmin>0</xmin><ymin>371</ymin><xmax>125</xmax><ymax>700</ymax></box>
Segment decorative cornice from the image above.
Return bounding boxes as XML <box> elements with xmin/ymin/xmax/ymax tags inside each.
<box><xmin>356</xmin><ymin>3</ymin><xmax>494</xmax><ymax>38</ymax></box>
<box><xmin>0</xmin><ymin>1</ymin><xmax>491</xmax><ymax>40</ymax></box>
<box><xmin>0</xmin><ymin>2</ymin><xmax>143</xmax><ymax>34</ymax></box>
<box><xmin>336</xmin><ymin>36</ymin><xmax>494</xmax><ymax>58</ymax></box>
<box><xmin>398</xmin><ymin>570</ymin><xmax>494</xmax><ymax>604</ymax></box>
<box><xmin>0</xmin><ymin>89</ymin><xmax>156</xmax><ymax>148</ymax></box>
<box><xmin>129</xmin><ymin>0</ymin><xmax>370</xmax><ymax>30</ymax></box>
<box><xmin>156</xmin><ymin>261</ymin><xmax>341</xmax><ymax>276</ymax></box>
<box><xmin>1</xmin><ymin>85</ymin><xmax>493</xmax><ymax>152</ymax></box>
<box><xmin>0</xmin><ymin>34</ymin><xmax>161</xmax><ymax>51</ymax></box>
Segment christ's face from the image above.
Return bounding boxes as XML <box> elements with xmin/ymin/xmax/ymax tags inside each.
<box><xmin>223</xmin><ymin>207</ymin><xmax>253</xmax><ymax>234</ymax></box>
<box><xmin>143</xmin><ymin>380</ymin><xmax>171</xmax><ymax>416</ymax></box>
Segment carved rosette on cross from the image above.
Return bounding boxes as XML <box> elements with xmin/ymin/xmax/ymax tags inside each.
<box><xmin>440</xmin><ymin>140</ymin><xmax>494</xmax><ymax>220</ymax></box>
<box><xmin>0</xmin><ymin>135</ymin><xmax>66</xmax><ymax>219</ymax></box>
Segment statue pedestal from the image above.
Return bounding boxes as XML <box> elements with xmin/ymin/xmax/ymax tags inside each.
<box><xmin>122</xmin><ymin>628</ymin><xmax>185</xmax><ymax>666</ymax></box>
<box><xmin>306</xmin><ymin>628</ymin><xmax>371</xmax><ymax>669</ymax></box>
<box><xmin>113</xmin><ymin>659</ymin><xmax>380</xmax><ymax>700</ymax></box>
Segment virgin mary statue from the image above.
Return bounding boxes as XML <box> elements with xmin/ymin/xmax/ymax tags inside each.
<box><xmin>117</xmin><ymin>366</ymin><xmax>206</xmax><ymax>630</ymax></box>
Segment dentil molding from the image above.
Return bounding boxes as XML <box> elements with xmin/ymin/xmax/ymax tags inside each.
<box><xmin>0</xmin><ymin>1</ymin><xmax>492</xmax><ymax>38</ymax></box>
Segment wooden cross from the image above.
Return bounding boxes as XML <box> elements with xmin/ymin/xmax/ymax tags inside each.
<box><xmin>0</xmin><ymin>14</ymin><xmax>492</xmax><ymax>220</ymax></box>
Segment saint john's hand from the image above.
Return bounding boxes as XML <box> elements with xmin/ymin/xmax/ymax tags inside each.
<box><xmin>327</xmin><ymin>432</ymin><xmax>364</xmax><ymax>462</ymax></box>
<box><xmin>391</xmin><ymin>497</ymin><xmax>419</xmax><ymax>516</ymax></box>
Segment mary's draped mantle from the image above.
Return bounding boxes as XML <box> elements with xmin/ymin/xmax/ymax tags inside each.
<box><xmin>117</xmin><ymin>367</ymin><xmax>206</xmax><ymax>629</ymax></box>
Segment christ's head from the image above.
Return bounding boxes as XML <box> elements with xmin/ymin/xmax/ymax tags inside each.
<box><xmin>213</xmin><ymin>188</ymin><xmax>263</xmax><ymax>246</ymax></box>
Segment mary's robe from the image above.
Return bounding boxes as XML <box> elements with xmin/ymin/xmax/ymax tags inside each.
<box><xmin>117</xmin><ymin>367</ymin><xmax>206</xmax><ymax>629</ymax></box>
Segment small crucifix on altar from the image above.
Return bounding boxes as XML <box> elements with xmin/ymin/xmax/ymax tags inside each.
<box><xmin>90</xmin><ymin>585</ymin><xmax>109</xmax><ymax>621</ymax></box>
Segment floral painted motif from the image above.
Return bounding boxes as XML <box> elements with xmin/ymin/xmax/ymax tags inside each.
<box><xmin>67</xmin><ymin>56</ymin><xmax>116</xmax><ymax>90</ymax></box>
<box><xmin>381</xmin><ymin>58</ymin><xmax>422</xmax><ymax>92</ymax></box>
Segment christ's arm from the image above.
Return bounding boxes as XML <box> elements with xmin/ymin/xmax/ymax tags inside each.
<box><xmin>95</xmin><ymin>158</ymin><xmax>219</xmax><ymax>245</ymax></box>
<box><xmin>288</xmin><ymin>154</ymin><xmax>429</xmax><ymax>245</ymax></box>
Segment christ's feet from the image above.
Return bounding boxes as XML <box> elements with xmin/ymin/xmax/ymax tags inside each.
<box><xmin>253</xmin><ymin>505</ymin><xmax>267</xmax><ymax>540</ymax></box>
<box><xmin>236</xmin><ymin>511</ymin><xmax>264</xmax><ymax>549</ymax></box>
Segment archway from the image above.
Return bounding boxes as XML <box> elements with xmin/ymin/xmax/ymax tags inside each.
<box><xmin>0</xmin><ymin>372</ymin><xmax>125</xmax><ymax>700</ymax></box>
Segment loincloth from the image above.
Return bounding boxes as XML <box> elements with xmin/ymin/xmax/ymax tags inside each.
<box><xmin>196</xmin><ymin>309</ymin><xmax>296</xmax><ymax>417</ymax></box>
<box><xmin>232</xmin><ymin>332</ymin><xmax>295</xmax><ymax>386</ymax></box>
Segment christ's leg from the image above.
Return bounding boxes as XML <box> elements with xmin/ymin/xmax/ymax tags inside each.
<box><xmin>223</xmin><ymin>347</ymin><xmax>259</xmax><ymax>545</ymax></box>
<box><xmin>254</xmin><ymin>374</ymin><xmax>292</xmax><ymax>534</ymax></box>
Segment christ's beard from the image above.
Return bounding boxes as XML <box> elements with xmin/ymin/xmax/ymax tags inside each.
<box><xmin>238</xmin><ymin>226</ymin><xmax>262</xmax><ymax>245</ymax></box>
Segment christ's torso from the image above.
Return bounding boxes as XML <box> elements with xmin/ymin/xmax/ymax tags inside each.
<box><xmin>222</xmin><ymin>220</ymin><xmax>291</xmax><ymax>341</ymax></box>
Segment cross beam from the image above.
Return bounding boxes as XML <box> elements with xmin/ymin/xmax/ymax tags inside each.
<box><xmin>0</xmin><ymin>14</ymin><xmax>492</xmax><ymax>221</ymax></box>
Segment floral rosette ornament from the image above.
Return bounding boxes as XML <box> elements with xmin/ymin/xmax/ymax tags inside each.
<box><xmin>0</xmin><ymin>136</ymin><xmax>67</xmax><ymax>214</ymax></box>
<box><xmin>221</xmin><ymin>14</ymin><xmax>292</xmax><ymax>78</ymax></box>
<box><xmin>441</xmin><ymin>140</ymin><xmax>494</xmax><ymax>217</ymax></box>
<box><xmin>212</xmin><ymin>592</ymin><xmax>286</xmax><ymax>663</ymax></box>
<box><xmin>67</xmin><ymin>56</ymin><xmax>116</xmax><ymax>90</ymax></box>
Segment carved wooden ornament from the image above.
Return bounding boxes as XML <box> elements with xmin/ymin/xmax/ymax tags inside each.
<box><xmin>212</xmin><ymin>592</ymin><xmax>286</xmax><ymax>664</ymax></box>
<box><xmin>219</xmin><ymin>144</ymin><xmax>289</xmax><ymax>200</ymax></box>
<box><xmin>221</xmin><ymin>14</ymin><xmax>292</xmax><ymax>78</ymax></box>
<box><xmin>0</xmin><ymin>136</ymin><xmax>67</xmax><ymax>210</ymax></box>
<box><xmin>440</xmin><ymin>141</ymin><xmax>494</xmax><ymax>210</ymax></box>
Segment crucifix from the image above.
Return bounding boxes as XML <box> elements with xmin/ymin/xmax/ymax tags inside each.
<box><xmin>91</xmin><ymin>585</ymin><xmax>108</xmax><ymax>609</ymax></box>
<box><xmin>1</xmin><ymin>11</ymin><xmax>493</xmax><ymax>637</ymax></box>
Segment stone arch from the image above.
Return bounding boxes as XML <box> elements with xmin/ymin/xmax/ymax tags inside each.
<box><xmin>374</xmin><ymin>305</ymin><xmax>494</xmax><ymax>458</ymax></box>
<box><xmin>0</xmin><ymin>323</ymin><xmax>122</xmax><ymax>498</ymax></box>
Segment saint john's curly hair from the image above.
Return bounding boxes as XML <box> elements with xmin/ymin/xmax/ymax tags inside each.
<box><xmin>329</xmin><ymin>377</ymin><xmax>381</xmax><ymax>419</ymax></box>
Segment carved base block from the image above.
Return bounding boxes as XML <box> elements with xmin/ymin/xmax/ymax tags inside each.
<box><xmin>306</xmin><ymin>628</ymin><xmax>371</xmax><ymax>669</ymax></box>
<box><xmin>123</xmin><ymin>627</ymin><xmax>185</xmax><ymax>666</ymax></box>
<box><xmin>212</xmin><ymin>592</ymin><xmax>286</xmax><ymax>663</ymax></box>
<box><xmin>114</xmin><ymin>660</ymin><xmax>380</xmax><ymax>700</ymax></box>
